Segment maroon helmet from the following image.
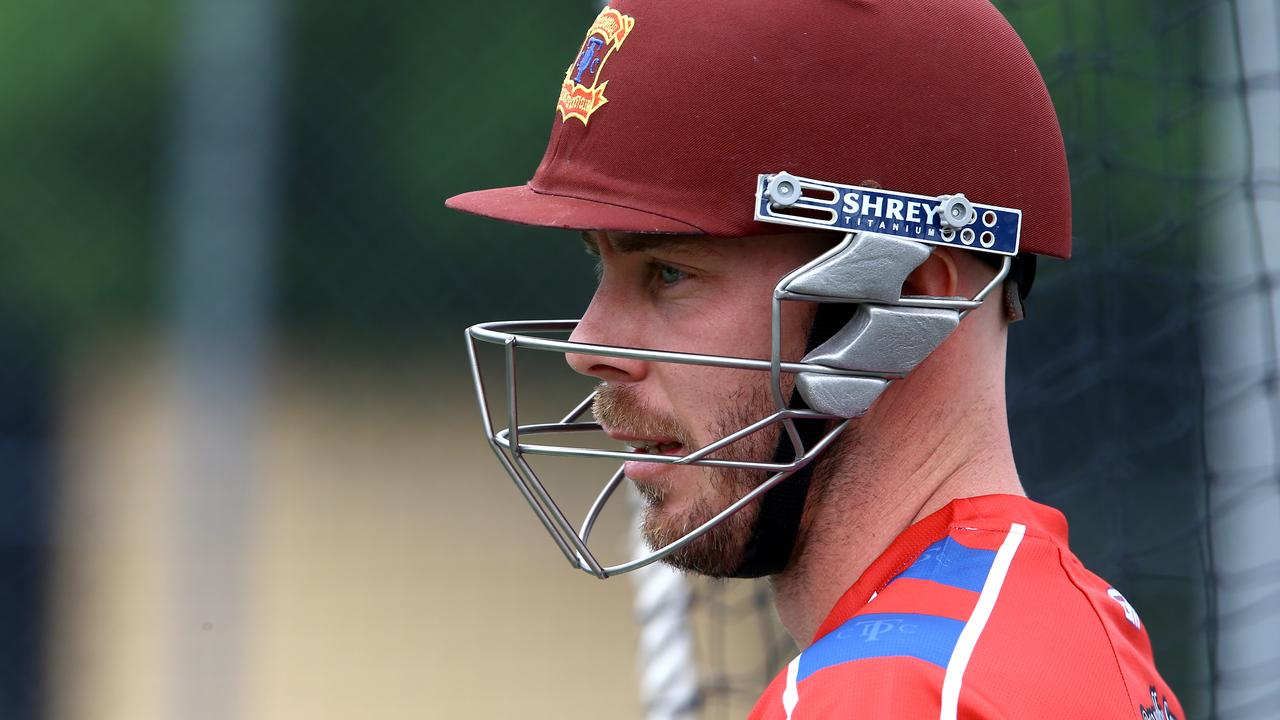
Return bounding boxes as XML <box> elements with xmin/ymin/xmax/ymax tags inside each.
<box><xmin>448</xmin><ymin>0</ymin><xmax>1070</xmax><ymax>258</ymax></box>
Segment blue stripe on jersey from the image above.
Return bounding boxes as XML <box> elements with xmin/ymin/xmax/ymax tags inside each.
<box><xmin>890</xmin><ymin>536</ymin><xmax>997</xmax><ymax>593</ymax></box>
<box><xmin>797</xmin><ymin>612</ymin><xmax>965</xmax><ymax>681</ymax></box>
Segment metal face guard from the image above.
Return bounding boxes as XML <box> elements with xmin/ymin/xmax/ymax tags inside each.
<box><xmin>464</xmin><ymin>232</ymin><xmax>1010</xmax><ymax>578</ymax></box>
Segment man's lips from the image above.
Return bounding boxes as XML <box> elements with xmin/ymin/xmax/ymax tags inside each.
<box><xmin>603</xmin><ymin>429</ymin><xmax>685</xmax><ymax>456</ymax></box>
<box><xmin>601</xmin><ymin>427</ymin><xmax>687</xmax><ymax>484</ymax></box>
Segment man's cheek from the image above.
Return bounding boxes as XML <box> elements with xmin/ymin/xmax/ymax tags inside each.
<box><xmin>672</xmin><ymin>373</ymin><xmax>726</xmax><ymax>431</ymax></box>
<box><xmin>779</xmin><ymin>302</ymin><xmax>820</xmax><ymax>361</ymax></box>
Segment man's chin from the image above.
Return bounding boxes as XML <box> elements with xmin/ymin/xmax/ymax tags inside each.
<box><xmin>641</xmin><ymin>499</ymin><xmax>752</xmax><ymax>578</ymax></box>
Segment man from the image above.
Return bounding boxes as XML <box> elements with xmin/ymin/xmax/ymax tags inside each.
<box><xmin>448</xmin><ymin>0</ymin><xmax>1184</xmax><ymax>717</ymax></box>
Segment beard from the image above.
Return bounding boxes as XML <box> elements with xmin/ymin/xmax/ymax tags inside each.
<box><xmin>593</xmin><ymin>381</ymin><xmax>781</xmax><ymax>577</ymax></box>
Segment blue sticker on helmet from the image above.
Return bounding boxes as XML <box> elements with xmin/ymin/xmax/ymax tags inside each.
<box><xmin>754</xmin><ymin>173</ymin><xmax>1021</xmax><ymax>256</ymax></box>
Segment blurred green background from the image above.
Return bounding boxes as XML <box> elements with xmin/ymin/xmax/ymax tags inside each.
<box><xmin>2</xmin><ymin>0</ymin><xmax>1269</xmax><ymax>717</ymax></box>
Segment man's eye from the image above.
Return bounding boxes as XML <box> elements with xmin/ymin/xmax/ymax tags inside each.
<box><xmin>655</xmin><ymin>263</ymin><xmax>687</xmax><ymax>285</ymax></box>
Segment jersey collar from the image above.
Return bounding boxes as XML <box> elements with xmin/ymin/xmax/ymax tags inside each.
<box><xmin>811</xmin><ymin>493</ymin><xmax>1070</xmax><ymax>643</ymax></box>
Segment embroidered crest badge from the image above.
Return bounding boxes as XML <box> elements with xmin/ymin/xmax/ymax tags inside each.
<box><xmin>557</xmin><ymin>7</ymin><xmax>635</xmax><ymax>125</ymax></box>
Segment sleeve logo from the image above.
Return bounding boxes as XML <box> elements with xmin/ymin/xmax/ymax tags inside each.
<box><xmin>1107</xmin><ymin>587</ymin><xmax>1142</xmax><ymax>630</ymax></box>
<box><xmin>1139</xmin><ymin>686</ymin><xmax>1178</xmax><ymax>720</ymax></box>
<box><xmin>556</xmin><ymin>7</ymin><xmax>635</xmax><ymax>125</ymax></box>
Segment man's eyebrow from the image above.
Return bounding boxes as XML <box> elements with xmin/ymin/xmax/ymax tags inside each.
<box><xmin>580</xmin><ymin>232</ymin><xmax>717</xmax><ymax>256</ymax></box>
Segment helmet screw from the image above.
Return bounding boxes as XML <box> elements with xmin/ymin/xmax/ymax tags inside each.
<box><xmin>937</xmin><ymin>194</ymin><xmax>977</xmax><ymax>229</ymax></box>
<box><xmin>766</xmin><ymin>172</ymin><xmax>802</xmax><ymax>207</ymax></box>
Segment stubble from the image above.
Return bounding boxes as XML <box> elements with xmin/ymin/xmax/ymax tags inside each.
<box><xmin>593</xmin><ymin>381</ymin><xmax>781</xmax><ymax>576</ymax></box>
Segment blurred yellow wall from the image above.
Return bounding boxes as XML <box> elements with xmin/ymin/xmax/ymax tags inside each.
<box><xmin>48</xmin><ymin>341</ymin><xmax>646</xmax><ymax>720</ymax></box>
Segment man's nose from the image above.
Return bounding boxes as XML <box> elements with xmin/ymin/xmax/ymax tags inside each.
<box><xmin>565</xmin><ymin>301</ymin><xmax>649</xmax><ymax>383</ymax></box>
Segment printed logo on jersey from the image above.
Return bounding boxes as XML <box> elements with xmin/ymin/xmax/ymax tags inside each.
<box><xmin>1139</xmin><ymin>686</ymin><xmax>1178</xmax><ymax>720</ymax></box>
<box><xmin>557</xmin><ymin>7</ymin><xmax>635</xmax><ymax>125</ymax></box>
<box><xmin>839</xmin><ymin>615</ymin><xmax>919</xmax><ymax>643</ymax></box>
<box><xmin>799</xmin><ymin>612</ymin><xmax>965</xmax><ymax>679</ymax></box>
<box><xmin>1108</xmin><ymin>587</ymin><xmax>1142</xmax><ymax>629</ymax></box>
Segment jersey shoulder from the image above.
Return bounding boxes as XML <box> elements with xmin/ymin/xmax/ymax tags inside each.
<box><xmin>751</xmin><ymin>514</ymin><xmax>1185</xmax><ymax>719</ymax></box>
<box><xmin>749</xmin><ymin>541</ymin><xmax>1007</xmax><ymax>720</ymax></box>
<box><xmin>749</xmin><ymin>653</ymin><xmax>1003</xmax><ymax>720</ymax></box>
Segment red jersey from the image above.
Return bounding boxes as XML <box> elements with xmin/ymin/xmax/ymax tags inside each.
<box><xmin>750</xmin><ymin>494</ymin><xmax>1183</xmax><ymax>719</ymax></box>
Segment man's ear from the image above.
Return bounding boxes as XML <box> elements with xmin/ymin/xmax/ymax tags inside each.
<box><xmin>902</xmin><ymin>248</ymin><xmax>960</xmax><ymax>298</ymax></box>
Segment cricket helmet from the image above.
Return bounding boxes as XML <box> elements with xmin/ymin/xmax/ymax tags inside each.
<box><xmin>448</xmin><ymin>0</ymin><xmax>1069</xmax><ymax>578</ymax></box>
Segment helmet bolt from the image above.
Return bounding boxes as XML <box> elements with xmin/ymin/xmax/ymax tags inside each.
<box><xmin>766</xmin><ymin>172</ymin><xmax>802</xmax><ymax>207</ymax></box>
<box><xmin>937</xmin><ymin>194</ymin><xmax>977</xmax><ymax>229</ymax></box>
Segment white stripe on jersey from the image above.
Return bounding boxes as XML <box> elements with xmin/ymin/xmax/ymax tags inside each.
<box><xmin>782</xmin><ymin>654</ymin><xmax>801</xmax><ymax>719</ymax></box>
<box><xmin>939</xmin><ymin>522</ymin><xmax>1026</xmax><ymax>720</ymax></box>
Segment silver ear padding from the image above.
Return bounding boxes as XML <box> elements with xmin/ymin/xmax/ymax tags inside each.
<box><xmin>802</xmin><ymin>305</ymin><xmax>961</xmax><ymax>375</ymax></box>
<box><xmin>793</xmin><ymin>374</ymin><xmax>888</xmax><ymax>418</ymax></box>
<box><xmin>785</xmin><ymin>232</ymin><xmax>931</xmax><ymax>303</ymax></box>
<box><xmin>775</xmin><ymin>230</ymin><xmax>993</xmax><ymax>418</ymax></box>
